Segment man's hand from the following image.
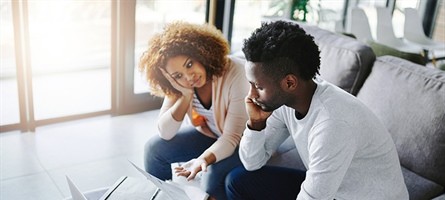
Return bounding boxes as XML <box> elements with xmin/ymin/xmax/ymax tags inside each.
<box><xmin>174</xmin><ymin>158</ymin><xmax>208</xmax><ymax>181</ymax></box>
<box><xmin>160</xmin><ymin>68</ymin><xmax>194</xmax><ymax>97</ymax></box>
<box><xmin>245</xmin><ymin>97</ymin><xmax>273</xmax><ymax>131</ymax></box>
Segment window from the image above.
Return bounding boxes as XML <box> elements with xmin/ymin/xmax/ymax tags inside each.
<box><xmin>1</xmin><ymin>0</ymin><xmax>210</xmax><ymax>132</ymax></box>
<box><xmin>0</xmin><ymin>0</ymin><xmax>20</xmax><ymax>126</ymax></box>
<box><xmin>26</xmin><ymin>1</ymin><xmax>112</xmax><ymax>120</ymax></box>
<box><xmin>231</xmin><ymin>0</ymin><xmax>272</xmax><ymax>53</ymax></box>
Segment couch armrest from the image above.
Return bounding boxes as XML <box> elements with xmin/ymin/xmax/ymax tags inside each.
<box><xmin>433</xmin><ymin>194</ymin><xmax>445</xmax><ymax>200</ymax></box>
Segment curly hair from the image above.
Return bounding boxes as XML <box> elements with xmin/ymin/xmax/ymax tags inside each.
<box><xmin>242</xmin><ymin>20</ymin><xmax>320</xmax><ymax>81</ymax></box>
<box><xmin>139</xmin><ymin>21</ymin><xmax>230</xmax><ymax>97</ymax></box>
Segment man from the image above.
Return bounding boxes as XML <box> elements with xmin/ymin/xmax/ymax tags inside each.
<box><xmin>225</xmin><ymin>20</ymin><xmax>408</xmax><ymax>200</ymax></box>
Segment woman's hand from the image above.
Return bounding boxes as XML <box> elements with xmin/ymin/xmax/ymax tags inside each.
<box><xmin>174</xmin><ymin>158</ymin><xmax>208</xmax><ymax>181</ymax></box>
<box><xmin>160</xmin><ymin>68</ymin><xmax>194</xmax><ymax>97</ymax></box>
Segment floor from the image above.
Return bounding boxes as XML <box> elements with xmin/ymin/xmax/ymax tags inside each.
<box><xmin>0</xmin><ymin>109</ymin><xmax>161</xmax><ymax>200</ymax></box>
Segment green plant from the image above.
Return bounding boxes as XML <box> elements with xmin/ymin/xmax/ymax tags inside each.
<box><xmin>263</xmin><ymin>0</ymin><xmax>310</xmax><ymax>21</ymax></box>
<box><xmin>291</xmin><ymin>0</ymin><xmax>309</xmax><ymax>21</ymax></box>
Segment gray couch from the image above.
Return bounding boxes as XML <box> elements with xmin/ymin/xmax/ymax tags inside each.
<box><xmin>265</xmin><ymin>21</ymin><xmax>445</xmax><ymax>200</ymax></box>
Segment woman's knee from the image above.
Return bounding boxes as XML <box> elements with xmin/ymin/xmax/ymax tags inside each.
<box><xmin>144</xmin><ymin>136</ymin><xmax>164</xmax><ymax>157</ymax></box>
<box><xmin>144</xmin><ymin>136</ymin><xmax>168</xmax><ymax>171</ymax></box>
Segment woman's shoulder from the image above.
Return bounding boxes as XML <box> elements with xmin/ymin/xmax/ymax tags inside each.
<box><xmin>225</xmin><ymin>55</ymin><xmax>246</xmax><ymax>75</ymax></box>
<box><xmin>213</xmin><ymin>56</ymin><xmax>248</xmax><ymax>89</ymax></box>
<box><xmin>227</xmin><ymin>55</ymin><xmax>246</xmax><ymax>67</ymax></box>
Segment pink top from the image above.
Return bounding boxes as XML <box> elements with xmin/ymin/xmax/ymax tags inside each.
<box><xmin>157</xmin><ymin>56</ymin><xmax>249</xmax><ymax>162</ymax></box>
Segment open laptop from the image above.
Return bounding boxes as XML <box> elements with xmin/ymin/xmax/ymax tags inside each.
<box><xmin>66</xmin><ymin>175</ymin><xmax>131</xmax><ymax>200</ymax></box>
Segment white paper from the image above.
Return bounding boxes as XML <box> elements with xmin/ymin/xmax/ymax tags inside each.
<box><xmin>65</xmin><ymin>175</ymin><xmax>88</xmax><ymax>200</ymax></box>
<box><xmin>168</xmin><ymin>181</ymin><xmax>210</xmax><ymax>200</ymax></box>
<box><xmin>128</xmin><ymin>160</ymin><xmax>209</xmax><ymax>200</ymax></box>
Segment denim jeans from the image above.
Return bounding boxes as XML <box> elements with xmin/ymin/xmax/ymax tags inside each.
<box><xmin>225</xmin><ymin>165</ymin><xmax>306</xmax><ymax>200</ymax></box>
<box><xmin>144</xmin><ymin>125</ymin><xmax>242</xmax><ymax>200</ymax></box>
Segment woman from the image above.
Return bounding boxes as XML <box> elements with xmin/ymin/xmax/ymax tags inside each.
<box><xmin>138</xmin><ymin>21</ymin><xmax>249</xmax><ymax>200</ymax></box>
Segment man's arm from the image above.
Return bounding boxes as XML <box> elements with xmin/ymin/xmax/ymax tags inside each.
<box><xmin>239</xmin><ymin>109</ymin><xmax>290</xmax><ymax>171</ymax></box>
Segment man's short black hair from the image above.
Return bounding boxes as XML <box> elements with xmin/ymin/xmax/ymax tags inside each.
<box><xmin>242</xmin><ymin>20</ymin><xmax>320</xmax><ymax>81</ymax></box>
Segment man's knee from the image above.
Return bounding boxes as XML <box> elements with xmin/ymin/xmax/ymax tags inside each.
<box><xmin>225</xmin><ymin>166</ymin><xmax>251</xmax><ymax>198</ymax></box>
<box><xmin>225</xmin><ymin>166</ymin><xmax>248</xmax><ymax>184</ymax></box>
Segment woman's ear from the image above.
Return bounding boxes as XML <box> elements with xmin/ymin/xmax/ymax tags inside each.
<box><xmin>281</xmin><ymin>74</ymin><xmax>298</xmax><ymax>91</ymax></box>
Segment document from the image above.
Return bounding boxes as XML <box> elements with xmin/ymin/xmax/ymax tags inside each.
<box><xmin>66</xmin><ymin>175</ymin><xmax>88</xmax><ymax>200</ymax></box>
<box><xmin>66</xmin><ymin>161</ymin><xmax>208</xmax><ymax>200</ymax></box>
<box><xmin>129</xmin><ymin>160</ymin><xmax>209</xmax><ymax>200</ymax></box>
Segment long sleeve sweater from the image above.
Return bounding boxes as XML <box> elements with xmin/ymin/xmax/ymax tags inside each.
<box><xmin>239</xmin><ymin>78</ymin><xmax>408</xmax><ymax>200</ymax></box>
<box><xmin>158</xmin><ymin>55</ymin><xmax>249</xmax><ymax>162</ymax></box>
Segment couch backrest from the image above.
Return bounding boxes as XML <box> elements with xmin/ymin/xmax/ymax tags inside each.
<box><xmin>296</xmin><ymin>22</ymin><xmax>376</xmax><ymax>95</ymax></box>
<box><xmin>356</xmin><ymin>56</ymin><xmax>445</xmax><ymax>186</ymax></box>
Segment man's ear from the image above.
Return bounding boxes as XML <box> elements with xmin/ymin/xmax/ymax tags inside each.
<box><xmin>281</xmin><ymin>74</ymin><xmax>298</xmax><ymax>91</ymax></box>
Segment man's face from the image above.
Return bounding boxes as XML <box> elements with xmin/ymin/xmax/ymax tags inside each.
<box><xmin>245</xmin><ymin>61</ymin><xmax>289</xmax><ymax>112</ymax></box>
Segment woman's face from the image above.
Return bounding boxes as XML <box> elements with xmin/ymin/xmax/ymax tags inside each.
<box><xmin>164</xmin><ymin>55</ymin><xmax>207</xmax><ymax>89</ymax></box>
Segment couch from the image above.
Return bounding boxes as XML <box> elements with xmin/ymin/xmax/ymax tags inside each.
<box><xmin>265</xmin><ymin>20</ymin><xmax>445</xmax><ymax>200</ymax></box>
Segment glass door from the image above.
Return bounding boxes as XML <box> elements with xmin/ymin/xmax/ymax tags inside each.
<box><xmin>1</xmin><ymin>0</ymin><xmax>210</xmax><ymax>133</ymax></box>
<box><xmin>2</xmin><ymin>0</ymin><xmax>114</xmax><ymax>132</ymax></box>
<box><xmin>1</xmin><ymin>0</ymin><xmax>20</xmax><ymax>129</ymax></box>
<box><xmin>231</xmin><ymin>0</ymin><xmax>272</xmax><ymax>53</ymax></box>
<box><xmin>26</xmin><ymin>0</ymin><xmax>112</xmax><ymax>121</ymax></box>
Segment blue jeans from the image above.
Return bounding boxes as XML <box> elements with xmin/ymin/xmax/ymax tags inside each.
<box><xmin>225</xmin><ymin>165</ymin><xmax>306</xmax><ymax>200</ymax></box>
<box><xmin>144</xmin><ymin>125</ymin><xmax>242</xmax><ymax>200</ymax></box>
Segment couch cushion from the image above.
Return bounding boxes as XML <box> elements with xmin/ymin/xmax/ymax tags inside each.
<box><xmin>356</xmin><ymin>55</ymin><xmax>445</xmax><ymax>187</ymax></box>
<box><xmin>401</xmin><ymin>167</ymin><xmax>444</xmax><ymax>200</ymax></box>
<box><xmin>296</xmin><ymin>22</ymin><xmax>376</xmax><ymax>95</ymax></box>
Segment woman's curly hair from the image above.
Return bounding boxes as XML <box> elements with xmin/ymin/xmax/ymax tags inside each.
<box><xmin>242</xmin><ymin>20</ymin><xmax>320</xmax><ymax>81</ymax></box>
<box><xmin>139</xmin><ymin>21</ymin><xmax>230</xmax><ymax>98</ymax></box>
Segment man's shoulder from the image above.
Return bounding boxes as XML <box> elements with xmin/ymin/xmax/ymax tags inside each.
<box><xmin>315</xmin><ymin>79</ymin><xmax>358</xmax><ymax>105</ymax></box>
<box><xmin>271</xmin><ymin>106</ymin><xmax>294</xmax><ymax>119</ymax></box>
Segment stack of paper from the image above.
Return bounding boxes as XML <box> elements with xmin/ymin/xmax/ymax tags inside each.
<box><xmin>66</xmin><ymin>161</ymin><xmax>209</xmax><ymax>200</ymax></box>
<box><xmin>129</xmin><ymin>161</ymin><xmax>209</xmax><ymax>200</ymax></box>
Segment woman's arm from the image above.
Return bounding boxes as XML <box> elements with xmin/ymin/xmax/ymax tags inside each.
<box><xmin>174</xmin><ymin>58</ymin><xmax>248</xmax><ymax>180</ymax></box>
<box><xmin>205</xmin><ymin>59</ymin><xmax>250</xmax><ymax>162</ymax></box>
<box><xmin>157</xmin><ymin>93</ymin><xmax>193</xmax><ymax>140</ymax></box>
<box><xmin>156</xmin><ymin>67</ymin><xmax>194</xmax><ymax>140</ymax></box>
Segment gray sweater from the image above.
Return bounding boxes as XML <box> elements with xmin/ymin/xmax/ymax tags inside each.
<box><xmin>239</xmin><ymin>79</ymin><xmax>409</xmax><ymax>200</ymax></box>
